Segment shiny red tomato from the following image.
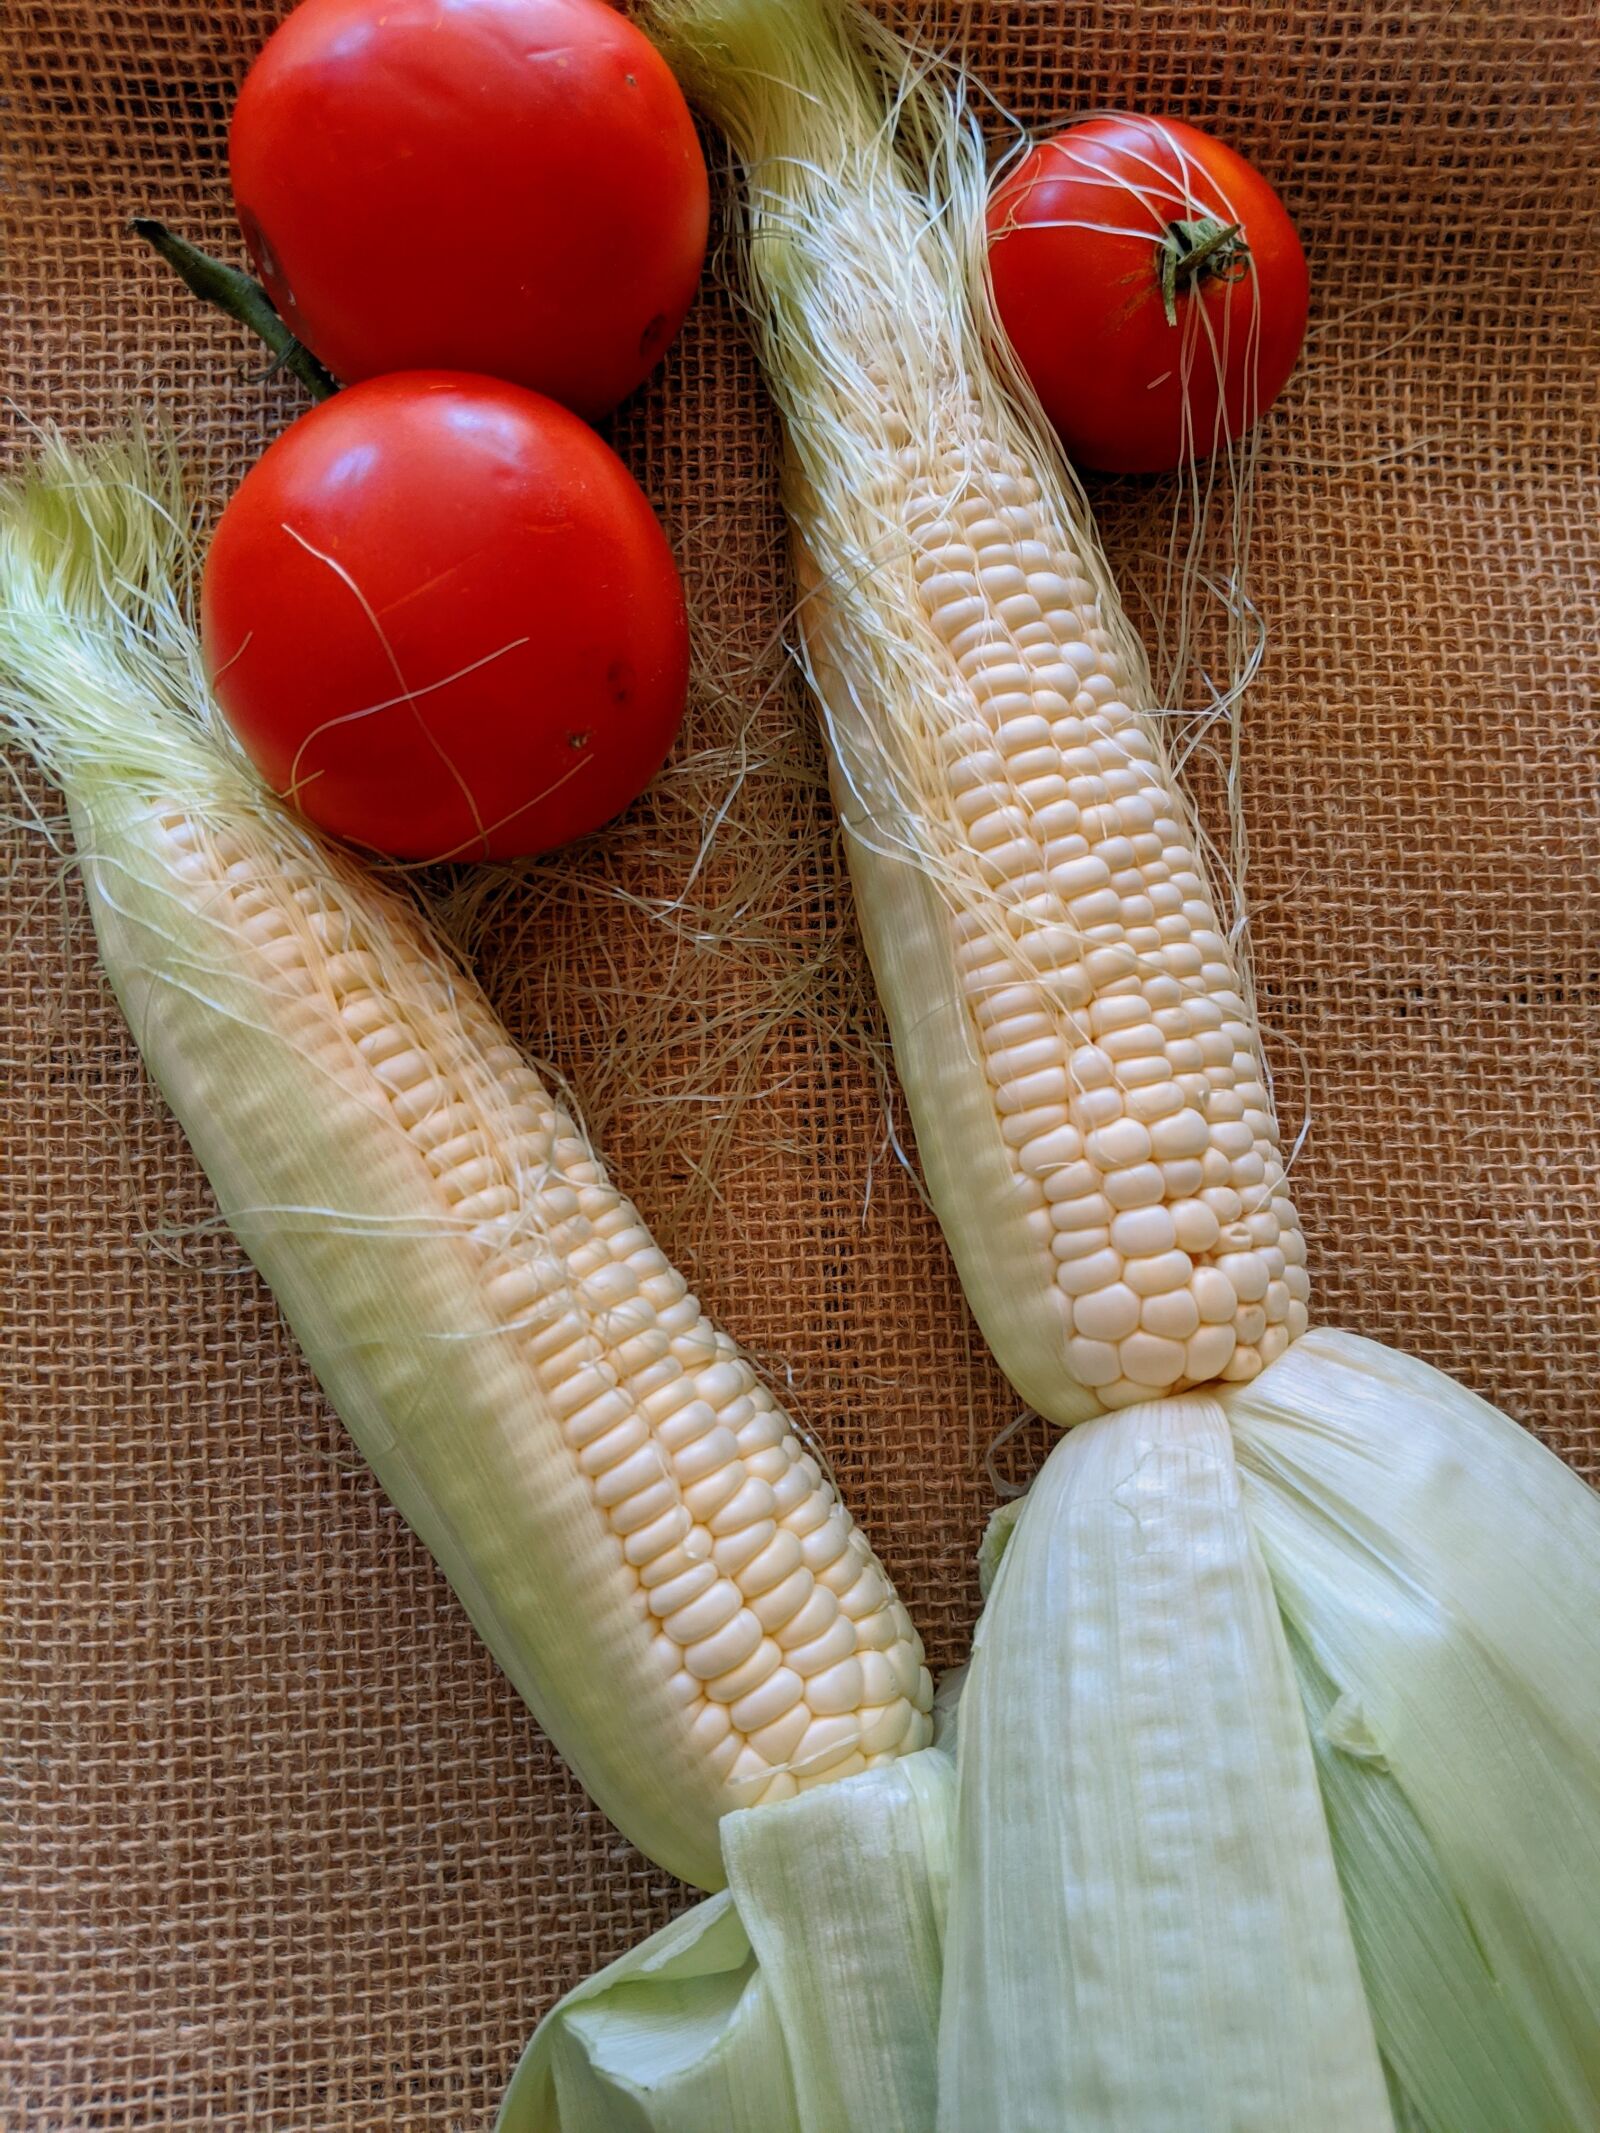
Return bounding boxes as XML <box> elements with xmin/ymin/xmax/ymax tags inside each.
<box><xmin>201</xmin><ymin>373</ymin><xmax>690</xmax><ymax>862</ymax></box>
<box><xmin>987</xmin><ymin>115</ymin><xmax>1309</xmax><ymax>473</ymax></box>
<box><xmin>230</xmin><ymin>0</ymin><xmax>708</xmax><ymax>418</ymax></box>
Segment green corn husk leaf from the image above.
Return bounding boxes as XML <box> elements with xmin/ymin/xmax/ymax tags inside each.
<box><xmin>975</xmin><ymin>1497</ymin><xmax>1025</xmax><ymax>1599</ymax></box>
<box><xmin>499</xmin><ymin>1895</ymin><xmax>795</xmax><ymax>2133</ymax></box>
<box><xmin>1223</xmin><ymin>1328</ymin><xmax>1600</xmax><ymax>2133</ymax></box>
<box><xmin>941</xmin><ymin>1392</ymin><xmax>1392</xmax><ymax>2133</ymax></box>
<box><xmin>500</xmin><ymin>1748</ymin><xmax>953</xmax><ymax>2133</ymax></box>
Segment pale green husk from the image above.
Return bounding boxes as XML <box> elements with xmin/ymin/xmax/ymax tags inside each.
<box><xmin>500</xmin><ymin>1748</ymin><xmax>953</xmax><ymax>2132</ymax></box>
<box><xmin>1223</xmin><ymin>1329</ymin><xmax>1600</xmax><ymax>2133</ymax></box>
<box><xmin>942</xmin><ymin>1391</ymin><xmax>1393</xmax><ymax>2131</ymax></box>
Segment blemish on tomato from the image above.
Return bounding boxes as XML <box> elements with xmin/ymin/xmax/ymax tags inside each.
<box><xmin>567</xmin><ymin>729</ymin><xmax>591</xmax><ymax>749</ymax></box>
<box><xmin>606</xmin><ymin>658</ymin><xmax>633</xmax><ymax>705</ymax></box>
<box><xmin>238</xmin><ymin>209</ymin><xmax>281</xmax><ymax>286</ymax></box>
<box><xmin>638</xmin><ymin>312</ymin><xmax>666</xmax><ymax>357</ymax></box>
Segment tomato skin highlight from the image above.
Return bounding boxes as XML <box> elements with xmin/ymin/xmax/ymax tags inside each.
<box><xmin>987</xmin><ymin>115</ymin><xmax>1309</xmax><ymax>474</ymax></box>
<box><xmin>201</xmin><ymin>373</ymin><xmax>690</xmax><ymax>863</ymax></box>
<box><xmin>230</xmin><ymin>0</ymin><xmax>709</xmax><ymax>418</ymax></box>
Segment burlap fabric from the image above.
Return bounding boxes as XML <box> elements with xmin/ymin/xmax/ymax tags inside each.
<box><xmin>4</xmin><ymin>1</ymin><xmax>1597</xmax><ymax>2124</ymax></box>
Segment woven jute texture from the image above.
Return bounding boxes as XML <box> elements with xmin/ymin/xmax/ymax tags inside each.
<box><xmin>5</xmin><ymin>1</ymin><xmax>1598</xmax><ymax>2125</ymax></box>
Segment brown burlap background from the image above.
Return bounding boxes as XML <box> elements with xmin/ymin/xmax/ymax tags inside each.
<box><xmin>5</xmin><ymin>2</ymin><xmax>1598</xmax><ymax>2125</ymax></box>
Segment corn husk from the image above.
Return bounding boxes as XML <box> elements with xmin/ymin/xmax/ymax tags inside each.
<box><xmin>500</xmin><ymin>1748</ymin><xmax>953</xmax><ymax>2133</ymax></box>
<box><xmin>500</xmin><ymin>1896</ymin><xmax>796</xmax><ymax>2133</ymax></box>
<box><xmin>941</xmin><ymin>1391</ymin><xmax>1393</xmax><ymax>2131</ymax></box>
<box><xmin>1223</xmin><ymin>1329</ymin><xmax>1600</xmax><ymax>2132</ymax></box>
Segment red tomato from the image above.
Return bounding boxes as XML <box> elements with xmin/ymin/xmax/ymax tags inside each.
<box><xmin>229</xmin><ymin>0</ymin><xmax>708</xmax><ymax>419</ymax></box>
<box><xmin>987</xmin><ymin>116</ymin><xmax>1309</xmax><ymax>473</ymax></box>
<box><xmin>201</xmin><ymin>373</ymin><xmax>690</xmax><ymax>862</ymax></box>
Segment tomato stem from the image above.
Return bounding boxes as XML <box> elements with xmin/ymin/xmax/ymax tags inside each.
<box><xmin>1158</xmin><ymin>216</ymin><xmax>1251</xmax><ymax>328</ymax></box>
<box><xmin>131</xmin><ymin>219</ymin><xmax>339</xmax><ymax>402</ymax></box>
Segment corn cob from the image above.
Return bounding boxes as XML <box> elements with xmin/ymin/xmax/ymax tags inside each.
<box><xmin>0</xmin><ymin>439</ymin><xmax>932</xmax><ymax>1892</ymax></box>
<box><xmin>653</xmin><ymin>0</ymin><xmax>1304</xmax><ymax>1424</ymax></box>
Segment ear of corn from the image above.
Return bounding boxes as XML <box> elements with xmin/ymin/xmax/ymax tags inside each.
<box><xmin>648</xmin><ymin>0</ymin><xmax>1305</xmax><ymax>1423</ymax></box>
<box><xmin>941</xmin><ymin>1392</ymin><xmax>1392</xmax><ymax>2132</ymax></box>
<box><xmin>643</xmin><ymin>3</ymin><xmax>1600</xmax><ymax>2126</ymax></box>
<box><xmin>0</xmin><ymin>438</ymin><xmax>932</xmax><ymax>1894</ymax></box>
<box><xmin>501</xmin><ymin>1747</ymin><xmax>953</xmax><ymax>2133</ymax></box>
<box><xmin>1224</xmin><ymin>1331</ymin><xmax>1600</xmax><ymax>2133</ymax></box>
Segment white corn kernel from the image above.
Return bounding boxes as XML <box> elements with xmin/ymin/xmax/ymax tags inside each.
<box><xmin>1192</xmin><ymin>1267</ymin><xmax>1241</xmax><ymax>1325</ymax></box>
<box><xmin>773</xmin><ymin>1584</ymin><xmax>837</xmax><ymax>1651</ymax></box>
<box><xmin>662</xmin><ymin>1579</ymin><xmax>743</xmax><ymax>1646</ymax></box>
<box><xmin>1119</xmin><ymin>1331</ymin><xmax>1188</xmax><ymax>1388</ymax></box>
<box><xmin>804</xmin><ymin>1657</ymin><xmax>866</xmax><ymax>1716</ymax></box>
<box><xmin>1085</xmin><ymin>1117</ymin><xmax>1152</xmax><ymax>1169</ymax></box>
<box><xmin>1066</xmin><ymin>1336</ymin><xmax>1122</xmax><ymax>1387</ymax></box>
<box><xmin>1140</xmin><ymin>1288</ymin><xmax>1201</xmax><ymax>1341</ymax></box>
<box><xmin>704</xmin><ymin>1636</ymin><xmax>783</xmax><ymax>1707</ymax></box>
<box><xmin>1070</xmin><ymin>1282</ymin><xmax>1142</xmax><ymax>1342</ymax></box>
<box><xmin>1216</xmin><ymin>1251</ymin><xmax>1270</xmax><ymax>1304</ymax></box>
<box><xmin>1055</xmin><ymin>1247</ymin><xmax>1123</xmax><ymax>1298</ymax></box>
<box><xmin>1124</xmin><ymin>1250</ymin><xmax>1194</xmax><ymax>1299</ymax></box>
<box><xmin>786</xmin><ymin>1616</ymin><xmax>860</xmax><ymax>1677</ymax></box>
<box><xmin>1185</xmin><ymin>1323</ymin><xmax>1239</xmax><ymax>1380</ymax></box>
<box><xmin>684</xmin><ymin>1608</ymin><xmax>763</xmax><ymax>1682</ymax></box>
<box><xmin>1109</xmin><ymin>1205</ymin><xmax>1176</xmax><ymax>1257</ymax></box>
<box><xmin>1104</xmin><ymin>1163</ymin><xmax>1166</xmax><ymax>1210</ymax></box>
<box><xmin>749</xmin><ymin>1701</ymin><xmax>813</xmax><ymax>1766</ymax></box>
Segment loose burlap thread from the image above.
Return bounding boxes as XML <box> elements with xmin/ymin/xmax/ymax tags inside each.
<box><xmin>4</xmin><ymin>3</ymin><xmax>1598</xmax><ymax>2126</ymax></box>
